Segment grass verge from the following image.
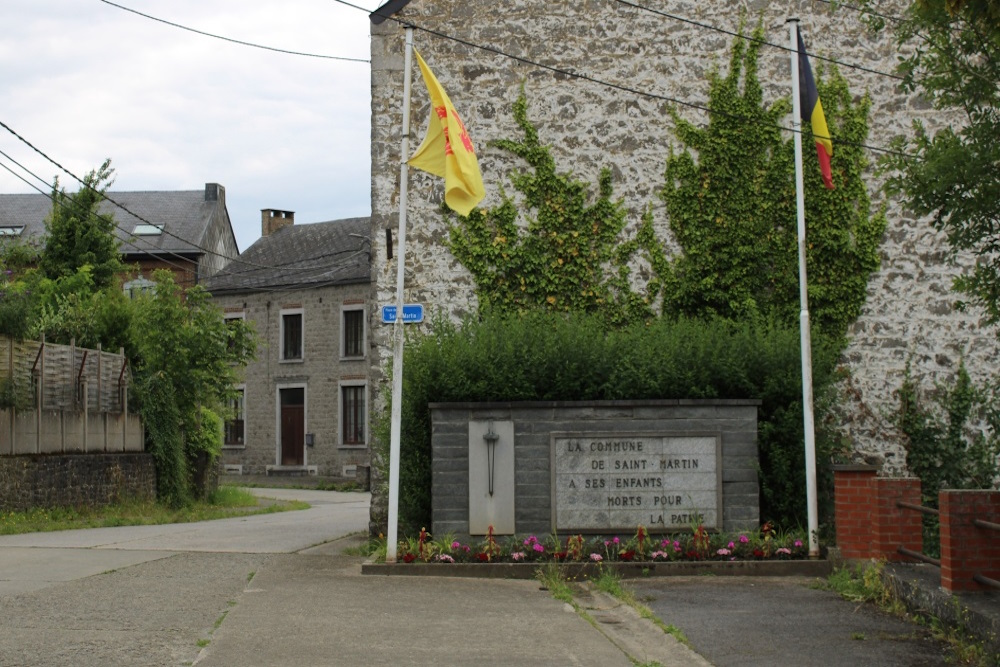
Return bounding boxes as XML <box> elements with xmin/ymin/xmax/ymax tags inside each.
<box><xmin>820</xmin><ymin>561</ymin><xmax>999</xmax><ymax>666</ymax></box>
<box><xmin>0</xmin><ymin>487</ymin><xmax>309</xmax><ymax>535</ymax></box>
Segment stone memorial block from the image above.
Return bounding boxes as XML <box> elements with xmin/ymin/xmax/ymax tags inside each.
<box><xmin>553</xmin><ymin>433</ymin><xmax>721</xmax><ymax>532</ymax></box>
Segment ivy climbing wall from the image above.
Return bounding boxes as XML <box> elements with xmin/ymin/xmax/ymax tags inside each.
<box><xmin>368</xmin><ymin>0</ymin><xmax>993</xmax><ymax>476</ymax></box>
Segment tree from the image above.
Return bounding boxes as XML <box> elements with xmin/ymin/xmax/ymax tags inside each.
<box><xmin>129</xmin><ymin>272</ymin><xmax>255</xmax><ymax>505</ymax></box>
<box><xmin>877</xmin><ymin>0</ymin><xmax>1000</xmax><ymax>323</ymax></box>
<box><xmin>40</xmin><ymin>159</ymin><xmax>123</xmax><ymax>291</ymax></box>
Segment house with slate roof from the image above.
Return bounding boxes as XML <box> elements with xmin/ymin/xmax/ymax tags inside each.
<box><xmin>203</xmin><ymin>210</ymin><xmax>372</xmax><ymax>479</ymax></box>
<box><xmin>0</xmin><ymin>183</ymin><xmax>238</xmax><ymax>290</ymax></box>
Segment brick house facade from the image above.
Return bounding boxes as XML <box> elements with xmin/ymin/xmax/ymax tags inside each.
<box><xmin>204</xmin><ymin>212</ymin><xmax>372</xmax><ymax>478</ymax></box>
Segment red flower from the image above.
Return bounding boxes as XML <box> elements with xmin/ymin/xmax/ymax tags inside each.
<box><xmin>620</xmin><ymin>550</ymin><xmax>636</xmax><ymax>562</ymax></box>
<box><xmin>476</xmin><ymin>552</ymin><xmax>490</xmax><ymax>562</ymax></box>
<box><xmin>402</xmin><ymin>553</ymin><xmax>416</xmax><ymax>564</ymax></box>
<box><xmin>553</xmin><ymin>551</ymin><xmax>568</xmax><ymax>561</ymax></box>
<box><xmin>686</xmin><ymin>550</ymin><xmax>701</xmax><ymax>561</ymax></box>
<box><xmin>753</xmin><ymin>548</ymin><xmax>764</xmax><ymax>558</ymax></box>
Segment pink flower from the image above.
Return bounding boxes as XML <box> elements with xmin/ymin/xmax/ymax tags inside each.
<box><xmin>523</xmin><ymin>536</ymin><xmax>538</xmax><ymax>546</ymax></box>
<box><xmin>739</xmin><ymin>535</ymin><xmax>749</xmax><ymax>544</ymax></box>
<box><xmin>437</xmin><ymin>554</ymin><xmax>455</xmax><ymax>563</ymax></box>
<box><xmin>451</xmin><ymin>541</ymin><xmax>461</xmax><ymax>549</ymax></box>
<box><xmin>673</xmin><ymin>541</ymin><xmax>682</xmax><ymax>552</ymax></box>
<box><xmin>650</xmin><ymin>550</ymin><xmax>668</xmax><ymax>559</ymax></box>
<box><xmin>533</xmin><ymin>543</ymin><xmax>545</xmax><ymax>553</ymax></box>
<box><xmin>728</xmin><ymin>541</ymin><xmax>735</xmax><ymax>549</ymax></box>
<box><xmin>512</xmin><ymin>551</ymin><xmax>525</xmax><ymax>561</ymax></box>
<box><xmin>776</xmin><ymin>547</ymin><xmax>792</xmax><ymax>555</ymax></box>
<box><xmin>717</xmin><ymin>548</ymin><xmax>731</xmax><ymax>556</ymax></box>
<box><xmin>794</xmin><ymin>540</ymin><xmax>803</xmax><ymax>548</ymax></box>
<box><xmin>612</xmin><ymin>536</ymin><xmax>620</xmax><ymax>545</ymax></box>
<box><xmin>590</xmin><ymin>553</ymin><xmax>603</xmax><ymax>562</ymax></box>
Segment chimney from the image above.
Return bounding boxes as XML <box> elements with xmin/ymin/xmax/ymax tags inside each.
<box><xmin>262</xmin><ymin>209</ymin><xmax>295</xmax><ymax>237</ymax></box>
<box><xmin>205</xmin><ymin>183</ymin><xmax>224</xmax><ymax>202</ymax></box>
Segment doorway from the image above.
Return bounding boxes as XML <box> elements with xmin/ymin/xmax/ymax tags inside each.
<box><xmin>279</xmin><ymin>387</ymin><xmax>305</xmax><ymax>466</ymax></box>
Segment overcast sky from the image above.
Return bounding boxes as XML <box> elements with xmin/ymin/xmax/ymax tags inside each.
<box><xmin>0</xmin><ymin>0</ymin><xmax>385</xmax><ymax>252</ymax></box>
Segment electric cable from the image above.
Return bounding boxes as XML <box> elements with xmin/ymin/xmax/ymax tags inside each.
<box><xmin>98</xmin><ymin>0</ymin><xmax>370</xmax><ymax>63</ymax></box>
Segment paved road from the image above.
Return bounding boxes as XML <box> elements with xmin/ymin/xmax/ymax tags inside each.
<box><xmin>0</xmin><ymin>489</ymin><xmax>965</xmax><ymax>667</ymax></box>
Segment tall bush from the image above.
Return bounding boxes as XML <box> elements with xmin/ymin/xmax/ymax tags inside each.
<box><xmin>393</xmin><ymin>312</ymin><xmax>839</xmax><ymax>532</ymax></box>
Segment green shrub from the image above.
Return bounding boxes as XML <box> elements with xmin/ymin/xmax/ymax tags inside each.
<box><xmin>390</xmin><ymin>311</ymin><xmax>839</xmax><ymax>533</ymax></box>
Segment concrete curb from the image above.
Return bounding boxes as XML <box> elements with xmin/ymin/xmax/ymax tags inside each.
<box><xmin>576</xmin><ymin>585</ymin><xmax>713</xmax><ymax>667</ymax></box>
<box><xmin>883</xmin><ymin>562</ymin><xmax>1000</xmax><ymax>658</ymax></box>
<box><xmin>361</xmin><ymin>558</ymin><xmax>833</xmax><ymax>579</ymax></box>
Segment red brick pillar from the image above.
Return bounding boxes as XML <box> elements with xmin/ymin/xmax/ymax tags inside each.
<box><xmin>940</xmin><ymin>490</ymin><xmax>1000</xmax><ymax>592</ymax></box>
<box><xmin>834</xmin><ymin>465</ymin><xmax>922</xmax><ymax>561</ymax></box>
<box><xmin>834</xmin><ymin>465</ymin><xmax>877</xmax><ymax>559</ymax></box>
<box><xmin>871</xmin><ymin>478</ymin><xmax>923</xmax><ymax>561</ymax></box>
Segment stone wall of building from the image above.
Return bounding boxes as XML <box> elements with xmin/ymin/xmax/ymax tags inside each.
<box><xmin>214</xmin><ymin>282</ymin><xmax>372</xmax><ymax>477</ymax></box>
<box><xmin>369</xmin><ymin>0</ymin><xmax>996</xmax><ymax>484</ymax></box>
<box><xmin>0</xmin><ymin>453</ymin><xmax>156</xmax><ymax>512</ymax></box>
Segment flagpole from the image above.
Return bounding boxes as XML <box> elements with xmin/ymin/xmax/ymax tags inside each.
<box><xmin>788</xmin><ymin>18</ymin><xmax>820</xmax><ymax>558</ymax></box>
<box><xmin>386</xmin><ymin>25</ymin><xmax>414</xmax><ymax>563</ymax></box>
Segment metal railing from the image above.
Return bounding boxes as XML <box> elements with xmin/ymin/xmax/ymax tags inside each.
<box><xmin>895</xmin><ymin>500</ymin><xmax>941</xmax><ymax>567</ymax></box>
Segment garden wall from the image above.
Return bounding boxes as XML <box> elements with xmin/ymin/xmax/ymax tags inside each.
<box><xmin>0</xmin><ymin>453</ymin><xmax>156</xmax><ymax>512</ymax></box>
<box><xmin>431</xmin><ymin>400</ymin><xmax>760</xmax><ymax>539</ymax></box>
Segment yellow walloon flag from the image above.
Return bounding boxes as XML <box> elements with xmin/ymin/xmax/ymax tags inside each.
<box><xmin>408</xmin><ymin>50</ymin><xmax>485</xmax><ymax>216</ymax></box>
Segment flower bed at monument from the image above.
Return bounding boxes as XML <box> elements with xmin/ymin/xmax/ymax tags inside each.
<box><xmin>391</xmin><ymin>522</ymin><xmax>810</xmax><ymax>565</ymax></box>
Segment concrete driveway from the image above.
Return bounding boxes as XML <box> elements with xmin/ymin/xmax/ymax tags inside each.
<box><xmin>0</xmin><ymin>488</ymin><xmax>369</xmax><ymax>595</ymax></box>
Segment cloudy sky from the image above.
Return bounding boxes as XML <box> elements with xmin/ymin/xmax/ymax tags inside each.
<box><xmin>0</xmin><ymin>0</ymin><xmax>386</xmax><ymax>251</ymax></box>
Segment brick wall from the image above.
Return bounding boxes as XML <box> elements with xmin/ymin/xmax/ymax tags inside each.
<box><xmin>0</xmin><ymin>453</ymin><xmax>155</xmax><ymax>512</ymax></box>
<box><xmin>833</xmin><ymin>466</ymin><xmax>922</xmax><ymax>562</ymax></box>
<box><xmin>940</xmin><ymin>490</ymin><xmax>1000</xmax><ymax>592</ymax></box>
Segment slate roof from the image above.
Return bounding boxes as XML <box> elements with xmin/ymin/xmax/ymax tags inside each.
<box><xmin>0</xmin><ymin>188</ymin><xmax>224</xmax><ymax>257</ymax></box>
<box><xmin>202</xmin><ymin>217</ymin><xmax>371</xmax><ymax>294</ymax></box>
<box><xmin>370</xmin><ymin>0</ymin><xmax>413</xmax><ymax>24</ymax></box>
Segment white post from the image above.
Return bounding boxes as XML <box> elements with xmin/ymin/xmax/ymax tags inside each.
<box><xmin>386</xmin><ymin>26</ymin><xmax>415</xmax><ymax>563</ymax></box>
<box><xmin>788</xmin><ymin>19</ymin><xmax>820</xmax><ymax>558</ymax></box>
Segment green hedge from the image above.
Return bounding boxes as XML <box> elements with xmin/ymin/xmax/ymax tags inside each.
<box><xmin>388</xmin><ymin>312</ymin><xmax>839</xmax><ymax>533</ymax></box>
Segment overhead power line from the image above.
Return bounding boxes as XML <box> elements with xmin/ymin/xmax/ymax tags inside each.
<box><xmin>0</xmin><ymin>120</ymin><xmax>370</xmax><ymax>288</ymax></box>
<box><xmin>98</xmin><ymin>0</ymin><xmax>370</xmax><ymax>63</ymax></box>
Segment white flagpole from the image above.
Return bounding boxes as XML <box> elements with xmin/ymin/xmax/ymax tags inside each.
<box><xmin>386</xmin><ymin>26</ymin><xmax>414</xmax><ymax>563</ymax></box>
<box><xmin>788</xmin><ymin>18</ymin><xmax>820</xmax><ymax>558</ymax></box>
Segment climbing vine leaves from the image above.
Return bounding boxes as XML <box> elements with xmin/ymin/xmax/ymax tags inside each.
<box><xmin>446</xmin><ymin>94</ymin><xmax>655</xmax><ymax>327</ymax></box>
<box><xmin>446</xmin><ymin>25</ymin><xmax>885</xmax><ymax>341</ymax></box>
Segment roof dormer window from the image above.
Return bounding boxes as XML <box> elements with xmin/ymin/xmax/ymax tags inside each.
<box><xmin>133</xmin><ymin>224</ymin><xmax>163</xmax><ymax>235</ymax></box>
<box><xmin>0</xmin><ymin>225</ymin><xmax>24</xmax><ymax>236</ymax></box>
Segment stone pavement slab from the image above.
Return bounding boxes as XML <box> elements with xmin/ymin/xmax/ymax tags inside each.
<box><xmin>0</xmin><ymin>552</ymin><xmax>270</xmax><ymax>667</ymax></box>
<box><xmin>0</xmin><ymin>547</ymin><xmax>175</xmax><ymax>595</ymax></box>
<box><xmin>196</xmin><ymin>552</ymin><xmax>647</xmax><ymax>667</ymax></box>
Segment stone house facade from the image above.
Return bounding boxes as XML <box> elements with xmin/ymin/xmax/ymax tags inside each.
<box><xmin>204</xmin><ymin>212</ymin><xmax>372</xmax><ymax>478</ymax></box>
<box><xmin>0</xmin><ymin>183</ymin><xmax>239</xmax><ymax>290</ymax></box>
<box><xmin>367</xmin><ymin>0</ymin><xmax>998</xmax><ymax>476</ymax></box>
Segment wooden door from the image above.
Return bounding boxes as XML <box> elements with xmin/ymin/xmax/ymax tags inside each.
<box><xmin>279</xmin><ymin>388</ymin><xmax>305</xmax><ymax>466</ymax></box>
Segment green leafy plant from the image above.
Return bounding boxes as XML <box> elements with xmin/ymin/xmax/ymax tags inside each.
<box><xmin>896</xmin><ymin>360</ymin><xmax>1000</xmax><ymax>555</ymax></box>
<box><xmin>447</xmin><ymin>92</ymin><xmax>656</xmax><ymax>327</ymax></box>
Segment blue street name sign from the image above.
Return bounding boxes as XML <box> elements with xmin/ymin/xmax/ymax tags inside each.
<box><xmin>381</xmin><ymin>304</ymin><xmax>425</xmax><ymax>324</ymax></box>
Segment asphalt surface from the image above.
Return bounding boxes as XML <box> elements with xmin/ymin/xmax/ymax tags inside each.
<box><xmin>629</xmin><ymin>575</ymin><xmax>953</xmax><ymax>667</ymax></box>
<box><xmin>0</xmin><ymin>488</ymin><xmax>984</xmax><ymax>666</ymax></box>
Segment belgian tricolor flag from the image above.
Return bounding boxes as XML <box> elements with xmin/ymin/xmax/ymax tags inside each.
<box><xmin>797</xmin><ymin>33</ymin><xmax>834</xmax><ymax>190</ymax></box>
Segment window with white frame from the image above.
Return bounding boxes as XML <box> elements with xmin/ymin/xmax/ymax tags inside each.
<box><xmin>224</xmin><ymin>387</ymin><xmax>245</xmax><ymax>447</ymax></box>
<box><xmin>224</xmin><ymin>311</ymin><xmax>245</xmax><ymax>353</ymax></box>
<box><xmin>280</xmin><ymin>308</ymin><xmax>303</xmax><ymax>361</ymax></box>
<box><xmin>341</xmin><ymin>305</ymin><xmax>365</xmax><ymax>359</ymax></box>
<box><xmin>340</xmin><ymin>382</ymin><xmax>366</xmax><ymax>446</ymax></box>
